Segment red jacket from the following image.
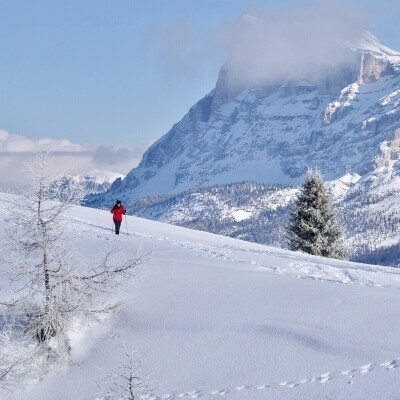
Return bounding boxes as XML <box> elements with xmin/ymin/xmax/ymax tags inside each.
<box><xmin>111</xmin><ymin>204</ymin><xmax>126</xmax><ymax>221</ymax></box>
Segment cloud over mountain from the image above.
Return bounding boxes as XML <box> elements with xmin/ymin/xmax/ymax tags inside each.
<box><xmin>0</xmin><ymin>130</ymin><xmax>150</xmax><ymax>189</ymax></box>
<box><xmin>220</xmin><ymin>1</ymin><xmax>369</xmax><ymax>87</ymax></box>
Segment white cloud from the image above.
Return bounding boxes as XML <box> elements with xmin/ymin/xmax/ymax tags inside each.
<box><xmin>0</xmin><ymin>131</ymin><xmax>85</xmax><ymax>153</ymax></box>
<box><xmin>0</xmin><ymin>129</ymin><xmax>152</xmax><ymax>190</ymax></box>
<box><xmin>219</xmin><ymin>0</ymin><xmax>369</xmax><ymax>87</ymax></box>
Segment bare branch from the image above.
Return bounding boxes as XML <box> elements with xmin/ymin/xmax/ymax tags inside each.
<box><xmin>0</xmin><ymin>152</ymin><xmax>146</xmax><ymax>390</ymax></box>
<box><xmin>97</xmin><ymin>347</ymin><xmax>153</xmax><ymax>400</ymax></box>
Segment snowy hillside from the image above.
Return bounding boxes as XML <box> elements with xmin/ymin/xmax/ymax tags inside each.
<box><xmin>1</xmin><ymin>195</ymin><xmax>400</xmax><ymax>399</ymax></box>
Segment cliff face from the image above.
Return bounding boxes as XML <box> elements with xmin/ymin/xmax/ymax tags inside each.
<box><xmin>88</xmin><ymin>33</ymin><xmax>400</xmax><ymax>207</ymax></box>
<box><xmin>358</xmin><ymin>51</ymin><xmax>395</xmax><ymax>83</ymax></box>
<box><xmin>375</xmin><ymin>128</ymin><xmax>400</xmax><ymax>168</ymax></box>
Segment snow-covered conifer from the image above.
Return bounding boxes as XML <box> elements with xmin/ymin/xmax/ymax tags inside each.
<box><xmin>286</xmin><ymin>168</ymin><xmax>346</xmax><ymax>259</ymax></box>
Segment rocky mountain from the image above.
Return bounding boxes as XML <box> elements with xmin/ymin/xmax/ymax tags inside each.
<box><xmin>126</xmin><ymin>182</ymin><xmax>297</xmax><ymax>246</ymax></box>
<box><xmin>338</xmin><ymin>137</ymin><xmax>400</xmax><ymax>265</ymax></box>
<box><xmin>88</xmin><ymin>32</ymin><xmax>400</xmax><ymax>207</ymax></box>
<box><xmin>60</xmin><ymin>170</ymin><xmax>125</xmax><ymax>198</ymax></box>
<box><xmin>87</xmin><ymin>33</ymin><xmax>400</xmax><ymax>266</ymax></box>
<box><xmin>124</xmin><ymin>152</ymin><xmax>400</xmax><ymax>266</ymax></box>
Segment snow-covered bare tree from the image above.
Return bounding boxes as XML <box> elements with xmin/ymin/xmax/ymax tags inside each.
<box><xmin>0</xmin><ymin>152</ymin><xmax>141</xmax><ymax>372</ymax></box>
<box><xmin>286</xmin><ymin>168</ymin><xmax>346</xmax><ymax>259</ymax></box>
<box><xmin>1</xmin><ymin>152</ymin><xmax>87</xmax><ymax>343</ymax></box>
<box><xmin>98</xmin><ymin>349</ymin><xmax>151</xmax><ymax>400</ymax></box>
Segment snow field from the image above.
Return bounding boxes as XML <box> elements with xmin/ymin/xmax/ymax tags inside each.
<box><xmin>0</xmin><ymin>201</ymin><xmax>400</xmax><ymax>399</ymax></box>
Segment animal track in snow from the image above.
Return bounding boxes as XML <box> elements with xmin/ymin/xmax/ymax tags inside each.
<box><xmin>360</xmin><ymin>363</ymin><xmax>375</xmax><ymax>374</ymax></box>
<box><xmin>209</xmin><ymin>389</ymin><xmax>230</xmax><ymax>396</ymax></box>
<box><xmin>256</xmin><ymin>384</ymin><xmax>270</xmax><ymax>390</ymax></box>
<box><xmin>381</xmin><ymin>359</ymin><xmax>399</xmax><ymax>369</ymax></box>
<box><xmin>72</xmin><ymin>217</ymin><xmax>400</xmax><ymax>290</ymax></box>
<box><xmin>157</xmin><ymin>355</ymin><xmax>400</xmax><ymax>399</ymax></box>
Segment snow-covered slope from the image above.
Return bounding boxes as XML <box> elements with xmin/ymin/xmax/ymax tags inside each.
<box><xmin>1</xmin><ymin>196</ymin><xmax>400</xmax><ymax>399</ymax></box>
<box><xmin>88</xmin><ymin>32</ymin><xmax>400</xmax><ymax>207</ymax></box>
<box><xmin>84</xmin><ymin>165</ymin><xmax>400</xmax><ymax>266</ymax></box>
<box><xmin>110</xmin><ymin>168</ymin><xmax>400</xmax><ymax>265</ymax></box>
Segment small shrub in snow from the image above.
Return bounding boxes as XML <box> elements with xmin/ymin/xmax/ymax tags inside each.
<box><xmin>97</xmin><ymin>350</ymin><xmax>151</xmax><ymax>400</ymax></box>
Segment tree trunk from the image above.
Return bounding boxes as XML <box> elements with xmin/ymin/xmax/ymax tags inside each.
<box><xmin>37</xmin><ymin>183</ymin><xmax>56</xmax><ymax>341</ymax></box>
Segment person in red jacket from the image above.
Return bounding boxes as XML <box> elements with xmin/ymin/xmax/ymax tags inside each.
<box><xmin>110</xmin><ymin>200</ymin><xmax>126</xmax><ymax>235</ymax></box>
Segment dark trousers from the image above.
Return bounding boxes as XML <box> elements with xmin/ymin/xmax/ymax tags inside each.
<box><xmin>114</xmin><ymin>219</ymin><xmax>122</xmax><ymax>234</ymax></box>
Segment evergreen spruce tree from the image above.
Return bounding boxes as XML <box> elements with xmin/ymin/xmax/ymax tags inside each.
<box><xmin>287</xmin><ymin>168</ymin><xmax>346</xmax><ymax>259</ymax></box>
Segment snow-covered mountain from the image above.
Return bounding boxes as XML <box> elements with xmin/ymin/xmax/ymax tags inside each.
<box><xmin>123</xmin><ymin>154</ymin><xmax>400</xmax><ymax>266</ymax></box>
<box><xmin>127</xmin><ymin>182</ymin><xmax>297</xmax><ymax>245</ymax></box>
<box><xmin>1</xmin><ymin>194</ymin><xmax>400</xmax><ymax>399</ymax></box>
<box><xmin>85</xmin><ymin>33</ymin><xmax>400</xmax><ymax>266</ymax></box>
<box><xmin>89</xmin><ymin>32</ymin><xmax>400</xmax><ymax>206</ymax></box>
<box><xmin>61</xmin><ymin>169</ymin><xmax>125</xmax><ymax>198</ymax></box>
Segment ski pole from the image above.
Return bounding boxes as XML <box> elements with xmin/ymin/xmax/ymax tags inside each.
<box><xmin>125</xmin><ymin>216</ymin><xmax>129</xmax><ymax>235</ymax></box>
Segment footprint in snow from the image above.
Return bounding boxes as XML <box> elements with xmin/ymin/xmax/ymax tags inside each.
<box><xmin>177</xmin><ymin>391</ymin><xmax>201</xmax><ymax>399</ymax></box>
<box><xmin>318</xmin><ymin>372</ymin><xmax>332</xmax><ymax>384</ymax></box>
<box><xmin>209</xmin><ymin>389</ymin><xmax>229</xmax><ymax>396</ymax></box>
<box><xmin>340</xmin><ymin>369</ymin><xmax>353</xmax><ymax>375</ymax></box>
<box><xmin>296</xmin><ymin>378</ymin><xmax>310</xmax><ymax>385</ymax></box>
<box><xmin>188</xmin><ymin>390</ymin><xmax>203</xmax><ymax>398</ymax></box>
<box><xmin>278</xmin><ymin>380</ymin><xmax>296</xmax><ymax>388</ymax></box>
<box><xmin>348</xmin><ymin>374</ymin><xmax>356</xmax><ymax>383</ymax></box>
<box><xmin>359</xmin><ymin>363</ymin><xmax>375</xmax><ymax>374</ymax></box>
<box><xmin>256</xmin><ymin>384</ymin><xmax>269</xmax><ymax>390</ymax></box>
<box><xmin>158</xmin><ymin>355</ymin><xmax>400</xmax><ymax>399</ymax></box>
<box><xmin>381</xmin><ymin>360</ymin><xmax>398</xmax><ymax>369</ymax></box>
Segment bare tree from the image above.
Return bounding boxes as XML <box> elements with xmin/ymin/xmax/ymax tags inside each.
<box><xmin>0</xmin><ymin>152</ymin><xmax>141</xmax><ymax>383</ymax></box>
<box><xmin>98</xmin><ymin>349</ymin><xmax>151</xmax><ymax>400</ymax></box>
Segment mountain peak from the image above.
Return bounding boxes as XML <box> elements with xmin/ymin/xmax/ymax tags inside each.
<box><xmin>88</xmin><ymin>32</ymin><xmax>400</xmax><ymax>206</ymax></box>
<box><xmin>349</xmin><ymin>31</ymin><xmax>400</xmax><ymax>66</ymax></box>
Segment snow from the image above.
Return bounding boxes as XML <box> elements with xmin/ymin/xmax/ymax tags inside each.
<box><xmin>85</xmin><ymin>169</ymin><xmax>125</xmax><ymax>184</ymax></box>
<box><xmin>231</xmin><ymin>209</ymin><xmax>252</xmax><ymax>221</ymax></box>
<box><xmin>1</xmin><ymin>195</ymin><xmax>400</xmax><ymax>399</ymax></box>
<box><xmin>350</xmin><ymin>31</ymin><xmax>400</xmax><ymax>65</ymax></box>
<box><xmin>326</xmin><ymin>173</ymin><xmax>361</xmax><ymax>199</ymax></box>
<box><xmin>68</xmin><ymin>169</ymin><xmax>125</xmax><ymax>185</ymax></box>
<box><xmin>381</xmin><ymin>89</ymin><xmax>400</xmax><ymax>107</ymax></box>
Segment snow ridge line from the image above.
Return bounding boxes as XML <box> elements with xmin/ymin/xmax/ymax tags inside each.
<box><xmin>136</xmin><ymin>234</ymin><xmax>400</xmax><ymax>290</ymax></box>
<box><xmin>143</xmin><ymin>357</ymin><xmax>400</xmax><ymax>399</ymax></box>
<box><xmin>70</xmin><ymin>218</ymin><xmax>400</xmax><ymax>289</ymax></box>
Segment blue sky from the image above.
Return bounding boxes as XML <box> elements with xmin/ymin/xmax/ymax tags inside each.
<box><xmin>0</xmin><ymin>0</ymin><xmax>400</xmax><ymax>176</ymax></box>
